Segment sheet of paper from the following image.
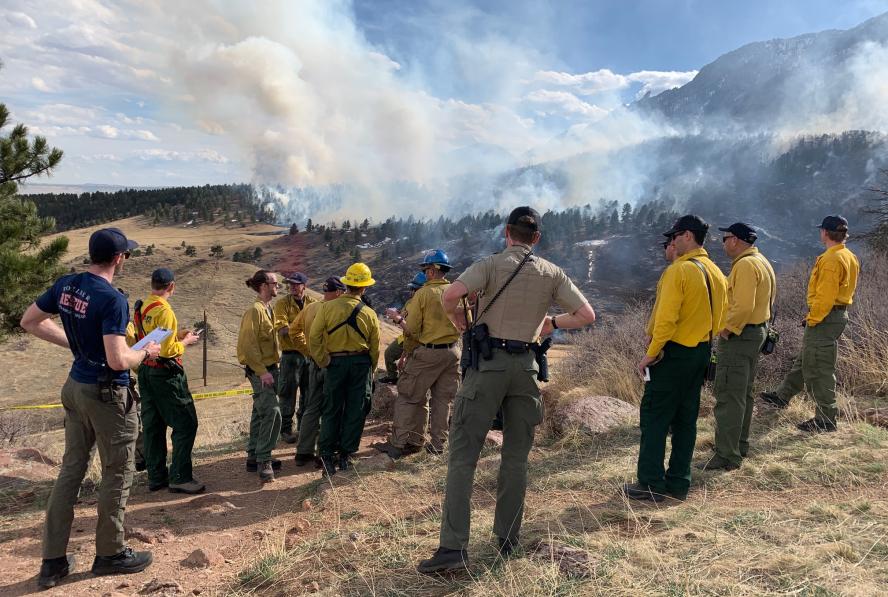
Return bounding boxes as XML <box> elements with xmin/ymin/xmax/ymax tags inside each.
<box><xmin>132</xmin><ymin>327</ymin><xmax>173</xmax><ymax>350</ymax></box>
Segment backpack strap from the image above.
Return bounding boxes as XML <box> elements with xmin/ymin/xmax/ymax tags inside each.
<box><xmin>689</xmin><ymin>259</ymin><xmax>714</xmax><ymax>346</ymax></box>
<box><xmin>133</xmin><ymin>300</ymin><xmax>164</xmax><ymax>341</ymax></box>
<box><xmin>327</xmin><ymin>302</ymin><xmax>367</xmax><ymax>342</ymax></box>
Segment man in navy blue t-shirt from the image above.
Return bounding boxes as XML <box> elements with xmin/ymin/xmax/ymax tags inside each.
<box><xmin>20</xmin><ymin>227</ymin><xmax>161</xmax><ymax>588</ymax></box>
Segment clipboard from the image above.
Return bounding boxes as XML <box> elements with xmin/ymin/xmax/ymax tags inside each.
<box><xmin>132</xmin><ymin>328</ymin><xmax>173</xmax><ymax>350</ymax></box>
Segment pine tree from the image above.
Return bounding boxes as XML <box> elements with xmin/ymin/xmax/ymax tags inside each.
<box><xmin>0</xmin><ymin>99</ymin><xmax>67</xmax><ymax>337</ymax></box>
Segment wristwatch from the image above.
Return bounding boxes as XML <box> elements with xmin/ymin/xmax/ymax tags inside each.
<box><xmin>551</xmin><ymin>316</ymin><xmax>559</xmax><ymax>330</ymax></box>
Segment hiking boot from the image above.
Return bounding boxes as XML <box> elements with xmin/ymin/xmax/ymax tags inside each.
<box><xmin>294</xmin><ymin>453</ymin><xmax>315</xmax><ymax>466</ymax></box>
<box><xmin>280</xmin><ymin>430</ymin><xmax>298</xmax><ymax>444</ymax></box>
<box><xmin>797</xmin><ymin>418</ymin><xmax>837</xmax><ymax>433</ymax></box>
<box><xmin>373</xmin><ymin>440</ymin><xmax>408</xmax><ymax>459</ymax></box>
<box><xmin>91</xmin><ymin>547</ymin><xmax>152</xmax><ymax>576</ymax></box>
<box><xmin>246</xmin><ymin>458</ymin><xmax>281</xmax><ymax>472</ymax></box>
<box><xmin>497</xmin><ymin>537</ymin><xmax>519</xmax><ymax>557</ymax></box>
<box><xmin>258</xmin><ymin>461</ymin><xmax>275</xmax><ymax>483</ymax></box>
<box><xmin>338</xmin><ymin>453</ymin><xmax>352</xmax><ymax>471</ymax></box>
<box><xmin>621</xmin><ymin>483</ymin><xmax>667</xmax><ymax>503</ymax></box>
<box><xmin>147</xmin><ymin>480</ymin><xmax>169</xmax><ymax>492</ymax></box>
<box><xmin>417</xmin><ymin>547</ymin><xmax>469</xmax><ymax>574</ymax></box>
<box><xmin>425</xmin><ymin>444</ymin><xmax>444</xmax><ymax>456</ymax></box>
<box><xmin>135</xmin><ymin>460</ymin><xmax>146</xmax><ymax>472</ymax></box>
<box><xmin>168</xmin><ymin>479</ymin><xmax>206</xmax><ymax>494</ymax></box>
<box><xmin>38</xmin><ymin>554</ymin><xmax>75</xmax><ymax>588</ymax></box>
<box><xmin>760</xmin><ymin>391</ymin><xmax>789</xmax><ymax>409</ymax></box>
<box><xmin>696</xmin><ymin>454</ymin><xmax>740</xmax><ymax>471</ymax></box>
<box><xmin>320</xmin><ymin>455</ymin><xmax>337</xmax><ymax>477</ymax></box>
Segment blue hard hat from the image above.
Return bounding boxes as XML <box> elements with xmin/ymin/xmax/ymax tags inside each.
<box><xmin>419</xmin><ymin>249</ymin><xmax>451</xmax><ymax>269</ymax></box>
<box><xmin>408</xmin><ymin>272</ymin><xmax>427</xmax><ymax>289</ymax></box>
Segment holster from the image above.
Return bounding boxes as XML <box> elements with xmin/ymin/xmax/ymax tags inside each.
<box><xmin>531</xmin><ymin>337</ymin><xmax>552</xmax><ymax>382</ymax></box>
<box><xmin>761</xmin><ymin>327</ymin><xmax>779</xmax><ymax>355</ymax></box>
<box><xmin>705</xmin><ymin>354</ymin><xmax>718</xmax><ymax>382</ymax></box>
<box><xmin>472</xmin><ymin>323</ymin><xmax>493</xmax><ymax>361</ymax></box>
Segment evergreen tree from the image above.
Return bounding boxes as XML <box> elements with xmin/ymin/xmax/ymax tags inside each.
<box><xmin>0</xmin><ymin>100</ymin><xmax>67</xmax><ymax>336</ymax></box>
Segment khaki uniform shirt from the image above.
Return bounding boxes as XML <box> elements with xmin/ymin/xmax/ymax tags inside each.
<box><xmin>237</xmin><ymin>299</ymin><xmax>281</xmax><ymax>375</ymax></box>
<box><xmin>138</xmin><ymin>294</ymin><xmax>185</xmax><ymax>359</ymax></box>
<box><xmin>724</xmin><ymin>247</ymin><xmax>776</xmax><ymax>334</ymax></box>
<box><xmin>646</xmin><ymin>248</ymin><xmax>728</xmax><ymax>357</ymax></box>
<box><xmin>403</xmin><ymin>279</ymin><xmax>459</xmax><ymax>353</ymax></box>
<box><xmin>457</xmin><ymin>244</ymin><xmax>588</xmax><ymax>343</ymax></box>
<box><xmin>273</xmin><ymin>293</ymin><xmax>316</xmax><ymax>354</ymax></box>
<box><xmin>806</xmin><ymin>244</ymin><xmax>860</xmax><ymax>326</ymax></box>
<box><xmin>308</xmin><ymin>295</ymin><xmax>380</xmax><ymax>368</ymax></box>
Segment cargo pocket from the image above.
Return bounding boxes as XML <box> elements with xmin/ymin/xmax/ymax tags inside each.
<box><xmin>451</xmin><ymin>385</ymin><xmax>477</xmax><ymax>427</ymax></box>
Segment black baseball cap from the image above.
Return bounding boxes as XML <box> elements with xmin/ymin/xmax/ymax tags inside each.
<box><xmin>507</xmin><ymin>206</ymin><xmax>541</xmax><ymax>232</ymax></box>
<box><xmin>817</xmin><ymin>215</ymin><xmax>849</xmax><ymax>231</ymax></box>
<box><xmin>89</xmin><ymin>227</ymin><xmax>139</xmax><ymax>262</ymax></box>
<box><xmin>285</xmin><ymin>272</ymin><xmax>308</xmax><ymax>284</ymax></box>
<box><xmin>718</xmin><ymin>222</ymin><xmax>758</xmax><ymax>244</ymax></box>
<box><xmin>663</xmin><ymin>214</ymin><xmax>709</xmax><ymax>238</ymax></box>
<box><xmin>151</xmin><ymin>268</ymin><xmax>175</xmax><ymax>287</ymax></box>
<box><xmin>322</xmin><ymin>276</ymin><xmax>346</xmax><ymax>292</ymax></box>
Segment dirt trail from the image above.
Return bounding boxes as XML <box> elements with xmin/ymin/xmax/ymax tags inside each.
<box><xmin>0</xmin><ymin>421</ymin><xmax>392</xmax><ymax>596</ymax></box>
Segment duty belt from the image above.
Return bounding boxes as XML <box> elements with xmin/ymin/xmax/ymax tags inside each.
<box><xmin>832</xmin><ymin>305</ymin><xmax>847</xmax><ymax>311</ymax></box>
<box><xmin>281</xmin><ymin>349</ymin><xmax>304</xmax><ymax>355</ymax></box>
<box><xmin>489</xmin><ymin>337</ymin><xmax>531</xmax><ymax>354</ymax></box>
<box><xmin>329</xmin><ymin>350</ymin><xmax>369</xmax><ymax>357</ymax></box>
<box><xmin>424</xmin><ymin>342</ymin><xmax>456</xmax><ymax>349</ymax></box>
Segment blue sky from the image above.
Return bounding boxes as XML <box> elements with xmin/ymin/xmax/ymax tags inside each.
<box><xmin>1</xmin><ymin>0</ymin><xmax>886</xmax><ymax>188</ymax></box>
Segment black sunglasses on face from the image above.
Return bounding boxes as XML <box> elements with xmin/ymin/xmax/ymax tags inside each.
<box><xmin>722</xmin><ymin>235</ymin><xmax>734</xmax><ymax>243</ymax></box>
<box><xmin>123</xmin><ymin>251</ymin><xmax>131</xmax><ymax>259</ymax></box>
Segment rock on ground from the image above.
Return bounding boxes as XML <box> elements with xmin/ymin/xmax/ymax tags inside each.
<box><xmin>369</xmin><ymin>383</ymin><xmax>397</xmax><ymax>419</ymax></box>
<box><xmin>181</xmin><ymin>548</ymin><xmax>223</xmax><ymax>569</ymax></box>
<box><xmin>863</xmin><ymin>408</ymin><xmax>888</xmax><ymax>428</ymax></box>
<box><xmin>138</xmin><ymin>578</ymin><xmax>184</xmax><ymax>595</ymax></box>
<box><xmin>484</xmin><ymin>430</ymin><xmax>503</xmax><ymax>448</ymax></box>
<box><xmin>549</xmin><ymin>395</ymin><xmax>636</xmax><ymax>436</ymax></box>
<box><xmin>531</xmin><ymin>540</ymin><xmax>594</xmax><ymax>578</ymax></box>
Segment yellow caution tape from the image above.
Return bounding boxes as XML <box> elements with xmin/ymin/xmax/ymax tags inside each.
<box><xmin>0</xmin><ymin>386</ymin><xmax>253</xmax><ymax>412</ymax></box>
<box><xmin>192</xmin><ymin>387</ymin><xmax>252</xmax><ymax>400</ymax></box>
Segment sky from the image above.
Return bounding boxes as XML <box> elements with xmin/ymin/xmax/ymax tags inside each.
<box><xmin>0</xmin><ymin>0</ymin><xmax>886</xmax><ymax>189</ymax></box>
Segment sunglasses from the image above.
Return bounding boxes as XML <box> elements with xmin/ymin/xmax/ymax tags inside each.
<box><xmin>123</xmin><ymin>251</ymin><xmax>131</xmax><ymax>259</ymax></box>
<box><xmin>662</xmin><ymin>240</ymin><xmax>672</xmax><ymax>249</ymax></box>
<box><xmin>722</xmin><ymin>235</ymin><xmax>735</xmax><ymax>243</ymax></box>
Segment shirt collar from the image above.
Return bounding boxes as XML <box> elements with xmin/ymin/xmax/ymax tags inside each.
<box><xmin>825</xmin><ymin>243</ymin><xmax>846</xmax><ymax>255</ymax></box>
<box><xmin>147</xmin><ymin>294</ymin><xmax>169</xmax><ymax>307</ymax></box>
<box><xmin>505</xmin><ymin>243</ymin><xmax>532</xmax><ymax>254</ymax></box>
<box><xmin>425</xmin><ymin>278</ymin><xmax>449</xmax><ymax>286</ymax></box>
<box><xmin>676</xmin><ymin>247</ymin><xmax>709</xmax><ymax>263</ymax></box>
<box><xmin>731</xmin><ymin>246</ymin><xmax>759</xmax><ymax>265</ymax></box>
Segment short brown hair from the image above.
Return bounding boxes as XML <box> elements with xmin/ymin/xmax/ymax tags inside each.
<box><xmin>507</xmin><ymin>223</ymin><xmax>535</xmax><ymax>244</ymax></box>
<box><xmin>826</xmin><ymin>228</ymin><xmax>848</xmax><ymax>242</ymax></box>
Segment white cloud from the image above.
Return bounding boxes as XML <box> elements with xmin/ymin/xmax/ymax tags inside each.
<box><xmin>4</xmin><ymin>11</ymin><xmax>37</xmax><ymax>29</ymax></box>
<box><xmin>31</xmin><ymin>77</ymin><xmax>52</xmax><ymax>92</ymax></box>
<box><xmin>132</xmin><ymin>148</ymin><xmax>230</xmax><ymax>163</ymax></box>
<box><xmin>533</xmin><ymin>68</ymin><xmax>697</xmax><ymax>99</ymax></box>
<box><xmin>524</xmin><ymin>90</ymin><xmax>610</xmax><ymax>119</ymax></box>
<box><xmin>627</xmin><ymin>70</ymin><xmax>698</xmax><ymax>98</ymax></box>
<box><xmin>96</xmin><ymin>125</ymin><xmax>119</xmax><ymax>138</ymax></box>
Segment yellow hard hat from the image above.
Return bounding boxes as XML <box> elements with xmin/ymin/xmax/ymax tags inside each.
<box><xmin>341</xmin><ymin>262</ymin><xmax>375</xmax><ymax>287</ymax></box>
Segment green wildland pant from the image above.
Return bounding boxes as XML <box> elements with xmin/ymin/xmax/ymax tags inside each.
<box><xmin>637</xmin><ymin>342</ymin><xmax>710</xmax><ymax>497</ymax></box>
<box><xmin>296</xmin><ymin>360</ymin><xmax>325</xmax><ymax>456</ymax></box>
<box><xmin>44</xmin><ymin>376</ymin><xmax>138</xmax><ymax>559</ymax></box>
<box><xmin>318</xmin><ymin>354</ymin><xmax>371</xmax><ymax>457</ymax></box>
<box><xmin>713</xmin><ymin>324</ymin><xmax>767</xmax><ymax>465</ymax></box>
<box><xmin>279</xmin><ymin>351</ymin><xmax>310</xmax><ymax>434</ymax></box>
<box><xmin>776</xmin><ymin>308</ymin><xmax>849</xmax><ymax>423</ymax></box>
<box><xmin>247</xmin><ymin>366</ymin><xmax>282</xmax><ymax>463</ymax></box>
<box><xmin>440</xmin><ymin>349</ymin><xmax>543</xmax><ymax>551</ymax></box>
<box><xmin>138</xmin><ymin>366</ymin><xmax>198</xmax><ymax>485</ymax></box>
<box><xmin>384</xmin><ymin>339</ymin><xmax>403</xmax><ymax>378</ymax></box>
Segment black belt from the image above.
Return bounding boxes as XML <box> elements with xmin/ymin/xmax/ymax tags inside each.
<box><xmin>745</xmin><ymin>322</ymin><xmax>767</xmax><ymax>329</ymax></box>
<box><xmin>282</xmin><ymin>350</ymin><xmax>304</xmax><ymax>355</ymax></box>
<box><xmin>489</xmin><ymin>337</ymin><xmax>531</xmax><ymax>354</ymax></box>
<box><xmin>832</xmin><ymin>305</ymin><xmax>847</xmax><ymax>311</ymax></box>
<box><xmin>329</xmin><ymin>350</ymin><xmax>369</xmax><ymax>358</ymax></box>
<box><xmin>424</xmin><ymin>342</ymin><xmax>456</xmax><ymax>349</ymax></box>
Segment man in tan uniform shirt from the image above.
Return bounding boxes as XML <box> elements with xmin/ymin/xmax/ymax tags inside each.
<box><xmin>417</xmin><ymin>207</ymin><xmax>596</xmax><ymax>573</ymax></box>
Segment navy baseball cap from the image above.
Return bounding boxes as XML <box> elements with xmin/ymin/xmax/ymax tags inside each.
<box><xmin>151</xmin><ymin>268</ymin><xmax>175</xmax><ymax>287</ymax></box>
<box><xmin>322</xmin><ymin>276</ymin><xmax>346</xmax><ymax>292</ymax></box>
<box><xmin>285</xmin><ymin>272</ymin><xmax>308</xmax><ymax>284</ymax></box>
<box><xmin>89</xmin><ymin>227</ymin><xmax>138</xmax><ymax>262</ymax></box>
<box><xmin>817</xmin><ymin>215</ymin><xmax>849</xmax><ymax>231</ymax></box>
<box><xmin>663</xmin><ymin>214</ymin><xmax>709</xmax><ymax>238</ymax></box>
<box><xmin>718</xmin><ymin>222</ymin><xmax>758</xmax><ymax>244</ymax></box>
<box><xmin>507</xmin><ymin>206</ymin><xmax>541</xmax><ymax>231</ymax></box>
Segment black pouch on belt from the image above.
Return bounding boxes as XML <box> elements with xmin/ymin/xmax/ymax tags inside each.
<box><xmin>97</xmin><ymin>369</ymin><xmax>115</xmax><ymax>402</ymax></box>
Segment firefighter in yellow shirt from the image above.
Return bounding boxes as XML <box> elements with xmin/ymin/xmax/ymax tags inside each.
<box><xmin>308</xmin><ymin>263</ymin><xmax>380</xmax><ymax>475</ymax></box>
<box><xmin>237</xmin><ymin>270</ymin><xmax>283</xmax><ymax>482</ymax></box>
<box><xmin>379</xmin><ymin>272</ymin><xmax>426</xmax><ymax>384</ymax></box>
<box><xmin>698</xmin><ymin>223</ymin><xmax>775</xmax><ymax>471</ymax></box>
<box><xmin>272</xmin><ymin>272</ymin><xmax>315</xmax><ymax>444</ymax></box>
<box><xmin>625</xmin><ymin>215</ymin><xmax>727</xmax><ymax>503</ymax></box>
<box><xmin>376</xmin><ymin>251</ymin><xmax>459</xmax><ymax>458</ymax></box>
<box><xmin>761</xmin><ymin>215</ymin><xmax>860</xmax><ymax>432</ymax></box>
<box><xmin>289</xmin><ymin>277</ymin><xmax>345</xmax><ymax>465</ymax></box>
<box><xmin>134</xmin><ymin>269</ymin><xmax>203</xmax><ymax>494</ymax></box>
